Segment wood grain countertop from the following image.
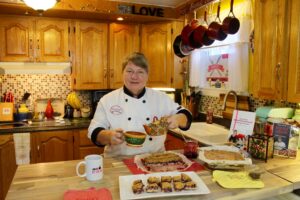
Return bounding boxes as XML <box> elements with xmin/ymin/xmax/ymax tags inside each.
<box><xmin>6</xmin><ymin>155</ymin><xmax>295</xmax><ymax>200</ymax></box>
<box><xmin>254</xmin><ymin>151</ymin><xmax>300</xmax><ymax>190</ymax></box>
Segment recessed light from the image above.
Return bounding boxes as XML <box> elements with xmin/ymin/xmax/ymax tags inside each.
<box><xmin>117</xmin><ymin>17</ymin><xmax>124</xmax><ymax>21</ymax></box>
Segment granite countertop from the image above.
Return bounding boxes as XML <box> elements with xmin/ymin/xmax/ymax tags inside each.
<box><xmin>0</xmin><ymin>118</ymin><xmax>91</xmax><ymax>134</ymax></box>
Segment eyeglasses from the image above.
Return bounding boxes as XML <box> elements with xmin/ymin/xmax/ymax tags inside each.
<box><xmin>125</xmin><ymin>69</ymin><xmax>147</xmax><ymax>77</ymax></box>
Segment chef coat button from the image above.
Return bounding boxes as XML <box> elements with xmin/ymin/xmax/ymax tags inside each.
<box><xmin>149</xmin><ymin>137</ymin><xmax>153</xmax><ymax>141</ymax></box>
<box><xmin>142</xmin><ymin>100</ymin><xmax>146</xmax><ymax>103</ymax></box>
<box><xmin>146</xmin><ymin>117</ymin><xmax>150</xmax><ymax>121</ymax></box>
<box><xmin>128</xmin><ymin>117</ymin><xmax>131</xmax><ymax>121</ymax></box>
<box><xmin>125</xmin><ymin>99</ymin><xmax>128</xmax><ymax>102</ymax></box>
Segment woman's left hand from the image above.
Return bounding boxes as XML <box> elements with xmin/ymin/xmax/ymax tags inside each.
<box><xmin>166</xmin><ymin>113</ymin><xmax>187</xmax><ymax>129</ymax></box>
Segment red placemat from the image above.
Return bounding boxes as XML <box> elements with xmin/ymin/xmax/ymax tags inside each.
<box><xmin>64</xmin><ymin>187</ymin><xmax>112</xmax><ymax>200</ymax></box>
<box><xmin>123</xmin><ymin>158</ymin><xmax>205</xmax><ymax>174</ymax></box>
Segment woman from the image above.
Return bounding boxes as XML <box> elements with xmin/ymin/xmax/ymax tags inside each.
<box><xmin>88</xmin><ymin>52</ymin><xmax>192</xmax><ymax>157</ymax></box>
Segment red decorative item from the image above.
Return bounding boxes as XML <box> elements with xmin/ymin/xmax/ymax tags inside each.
<box><xmin>45</xmin><ymin>99</ymin><xmax>54</xmax><ymax>119</ymax></box>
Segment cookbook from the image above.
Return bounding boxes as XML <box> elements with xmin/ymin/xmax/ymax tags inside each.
<box><xmin>273</xmin><ymin>123</ymin><xmax>299</xmax><ymax>158</ymax></box>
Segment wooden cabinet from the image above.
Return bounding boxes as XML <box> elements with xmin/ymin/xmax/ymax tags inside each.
<box><xmin>141</xmin><ymin>22</ymin><xmax>184</xmax><ymax>89</ymax></box>
<box><xmin>287</xmin><ymin>0</ymin><xmax>300</xmax><ymax>102</ymax></box>
<box><xmin>0</xmin><ymin>16</ymin><xmax>34</xmax><ymax>62</ymax></box>
<box><xmin>253</xmin><ymin>0</ymin><xmax>300</xmax><ymax>102</ymax></box>
<box><xmin>0</xmin><ymin>16</ymin><xmax>70</xmax><ymax>62</ymax></box>
<box><xmin>31</xmin><ymin>130</ymin><xmax>74</xmax><ymax>163</ymax></box>
<box><xmin>109</xmin><ymin>23</ymin><xmax>140</xmax><ymax>89</ymax></box>
<box><xmin>0</xmin><ymin>135</ymin><xmax>17</xmax><ymax>200</ymax></box>
<box><xmin>74</xmin><ymin>129</ymin><xmax>104</xmax><ymax>159</ymax></box>
<box><xmin>72</xmin><ymin>21</ymin><xmax>108</xmax><ymax>90</ymax></box>
<box><xmin>165</xmin><ymin>133</ymin><xmax>185</xmax><ymax>151</ymax></box>
<box><xmin>35</xmin><ymin>19</ymin><xmax>70</xmax><ymax>62</ymax></box>
<box><xmin>141</xmin><ymin>22</ymin><xmax>172</xmax><ymax>87</ymax></box>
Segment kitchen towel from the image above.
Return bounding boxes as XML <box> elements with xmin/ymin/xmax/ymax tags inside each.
<box><xmin>212</xmin><ymin>170</ymin><xmax>264</xmax><ymax>189</ymax></box>
<box><xmin>13</xmin><ymin>133</ymin><xmax>30</xmax><ymax>165</ymax></box>
<box><xmin>123</xmin><ymin>158</ymin><xmax>205</xmax><ymax>174</ymax></box>
<box><xmin>64</xmin><ymin>187</ymin><xmax>112</xmax><ymax>200</ymax></box>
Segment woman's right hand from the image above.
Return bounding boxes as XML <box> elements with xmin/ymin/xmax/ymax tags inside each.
<box><xmin>97</xmin><ymin>128</ymin><xmax>124</xmax><ymax>145</ymax></box>
<box><xmin>109</xmin><ymin>128</ymin><xmax>125</xmax><ymax>145</ymax></box>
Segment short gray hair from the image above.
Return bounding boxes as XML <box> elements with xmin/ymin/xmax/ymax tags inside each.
<box><xmin>122</xmin><ymin>52</ymin><xmax>149</xmax><ymax>73</ymax></box>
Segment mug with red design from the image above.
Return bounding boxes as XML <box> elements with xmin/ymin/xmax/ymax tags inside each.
<box><xmin>76</xmin><ymin>154</ymin><xmax>103</xmax><ymax>181</ymax></box>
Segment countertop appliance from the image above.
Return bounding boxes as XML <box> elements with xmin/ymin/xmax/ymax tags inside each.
<box><xmin>91</xmin><ymin>90</ymin><xmax>113</xmax><ymax>118</ymax></box>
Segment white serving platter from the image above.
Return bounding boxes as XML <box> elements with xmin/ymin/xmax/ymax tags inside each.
<box><xmin>119</xmin><ymin>171</ymin><xmax>210</xmax><ymax>200</ymax></box>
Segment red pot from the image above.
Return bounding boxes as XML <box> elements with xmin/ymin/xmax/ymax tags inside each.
<box><xmin>222</xmin><ymin>0</ymin><xmax>240</xmax><ymax>34</ymax></box>
<box><xmin>173</xmin><ymin>35</ymin><xmax>185</xmax><ymax>58</ymax></box>
<box><xmin>190</xmin><ymin>25</ymin><xmax>214</xmax><ymax>47</ymax></box>
<box><xmin>207</xmin><ymin>4</ymin><xmax>227</xmax><ymax>41</ymax></box>
<box><xmin>181</xmin><ymin>19</ymin><xmax>199</xmax><ymax>46</ymax></box>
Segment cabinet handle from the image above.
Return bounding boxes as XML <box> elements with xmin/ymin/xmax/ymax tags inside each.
<box><xmin>37</xmin><ymin>39</ymin><xmax>40</xmax><ymax>50</ymax></box>
<box><xmin>104</xmin><ymin>68</ymin><xmax>107</xmax><ymax>78</ymax></box>
<box><xmin>276</xmin><ymin>62</ymin><xmax>281</xmax><ymax>81</ymax></box>
<box><xmin>110</xmin><ymin>68</ymin><xmax>114</xmax><ymax>78</ymax></box>
<box><xmin>29</xmin><ymin>39</ymin><xmax>33</xmax><ymax>50</ymax></box>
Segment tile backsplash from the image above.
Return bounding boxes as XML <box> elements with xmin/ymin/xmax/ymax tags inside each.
<box><xmin>0</xmin><ymin>74</ymin><xmax>91</xmax><ymax>112</ymax></box>
<box><xmin>198</xmin><ymin>94</ymin><xmax>299</xmax><ymax>117</ymax></box>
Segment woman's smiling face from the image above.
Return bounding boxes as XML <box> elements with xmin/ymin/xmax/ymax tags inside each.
<box><xmin>123</xmin><ymin>61</ymin><xmax>148</xmax><ymax>96</ymax></box>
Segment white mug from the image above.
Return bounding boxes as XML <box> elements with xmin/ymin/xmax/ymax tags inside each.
<box><xmin>76</xmin><ymin>154</ymin><xmax>103</xmax><ymax>181</ymax></box>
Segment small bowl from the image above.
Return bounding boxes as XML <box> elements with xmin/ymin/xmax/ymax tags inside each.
<box><xmin>124</xmin><ymin>131</ymin><xmax>146</xmax><ymax>147</ymax></box>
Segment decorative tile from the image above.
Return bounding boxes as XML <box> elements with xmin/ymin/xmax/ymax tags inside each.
<box><xmin>198</xmin><ymin>94</ymin><xmax>299</xmax><ymax>117</ymax></box>
<box><xmin>0</xmin><ymin>74</ymin><xmax>91</xmax><ymax>112</ymax></box>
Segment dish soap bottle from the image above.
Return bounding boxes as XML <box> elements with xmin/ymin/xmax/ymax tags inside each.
<box><xmin>45</xmin><ymin>99</ymin><xmax>54</xmax><ymax>119</ymax></box>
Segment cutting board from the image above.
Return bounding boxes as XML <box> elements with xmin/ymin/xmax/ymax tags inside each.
<box><xmin>219</xmin><ymin>94</ymin><xmax>250</xmax><ymax>119</ymax></box>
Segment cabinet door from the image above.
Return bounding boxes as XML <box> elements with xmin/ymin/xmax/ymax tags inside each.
<box><xmin>73</xmin><ymin>21</ymin><xmax>108</xmax><ymax>90</ymax></box>
<box><xmin>32</xmin><ymin>130</ymin><xmax>74</xmax><ymax>163</ymax></box>
<box><xmin>141</xmin><ymin>23</ymin><xmax>172</xmax><ymax>87</ymax></box>
<box><xmin>35</xmin><ymin>19</ymin><xmax>69</xmax><ymax>62</ymax></box>
<box><xmin>165</xmin><ymin>133</ymin><xmax>184</xmax><ymax>151</ymax></box>
<box><xmin>0</xmin><ymin>135</ymin><xmax>17</xmax><ymax>200</ymax></box>
<box><xmin>109</xmin><ymin>23</ymin><xmax>140</xmax><ymax>89</ymax></box>
<box><xmin>253</xmin><ymin>0</ymin><xmax>289</xmax><ymax>100</ymax></box>
<box><xmin>287</xmin><ymin>0</ymin><xmax>300</xmax><ymax>102</ymax></box>
<box><xmin>73</xmin><ymin>129</ymin><xmax>104</xmax><ymax>159</ymax></box>
<box><xmin>0</xmin><ymin>16</ymin><xmax>34</xmax><ymax>62</ymax></box>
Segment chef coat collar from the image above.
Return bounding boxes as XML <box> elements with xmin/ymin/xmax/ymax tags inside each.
<box><xmin>123</xmin><ymin>86</ymin><xmax>146</xmax><ymax>99</ymax></box>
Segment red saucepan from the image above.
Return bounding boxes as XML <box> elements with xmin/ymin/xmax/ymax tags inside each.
<box><xmin>173</xmin><ymin>35</ymin><xmax>185</xmax><ymax>58</ymax></box>
<box><xmin>207</xmin><ymin>4</ymin><xmax>227</xmax><ymax>41</ymax></box>
<box><xmin>222</xmin><ymin>0</ymin><xmax>240</xmax><ymax>34</ymax></box>
<box><xmin>181</xmin><ymin>19</ymin><xmax>199</xmax><ymax>46</ymax></box>
<box><xmin>173</xmin><ymin>35</ymin><xmax>194</xmax><ymax>58</ymax></box>
<box><xmin>190</xmin><ymin>11</ymin><xmax>214</xmax><ymax>47</ymax></box>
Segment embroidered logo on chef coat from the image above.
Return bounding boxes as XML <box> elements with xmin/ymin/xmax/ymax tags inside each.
<box><xmin>110</xmin><ymin>105</ymin><xmax>123</xmax><ymax>115</ymax></box>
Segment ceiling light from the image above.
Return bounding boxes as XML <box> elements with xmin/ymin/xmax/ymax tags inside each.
<box><xmin>117</xmin><ymin>17</ymin><xmax>124</xmax><ymax>21</ymax></box>
<box><xmin>23</xmin><ymin>0</ymin><xmax>58</xmax><ymax>11</ymax></box>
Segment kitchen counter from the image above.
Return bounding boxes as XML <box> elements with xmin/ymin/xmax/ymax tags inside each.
<box><xmin>6</xmin><ymin>153</ymin><xmax>297</xmax><ymax>200</ymax></box>
<box><xmin>170</xmin><ymin>122</ymin><xmax>229</xmax><ymax>146</ymax></box>
<box><xmin>0</xmin><ymin>118</ymin><xmax>91</xmax><ymax>134</ymax></box>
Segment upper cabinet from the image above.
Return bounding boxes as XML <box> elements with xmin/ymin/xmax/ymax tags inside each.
<box><xmin>253</xmin><ymin>0</ymin><xmax>300</xmax><ymax>102</ymax></box>
<box><xmin>141</xmin><ymin>22</ymin><xmax>184</xmax><ymax>88</ymax></box>
<box><xmin>0</xmin><ymin>17</ymin><xmax>34</xmax><ymax>62</ymax></box>
<box><xmin>287</xmin><ymin>0</ymin><xmax>300</xmax><ymax>102</ymax></box>
<box><xmin>72</xmin><ymin>21</ymin><xmax>108</xmax><ymax>90</ymax></box>
<box><xmin>109</xmin><ymin>23</ymin><xmax>140</xmax><ymax>89</ymax></box>
<box><xmin>35</xmin><ymin>19</ymin><xmax>70</xmax><ymax>62</ymax></box>
<box><xmin>0</xmin><ymin>16</ymin><xmax>70</xmax><ymax>62</ymax></box>
<box><xmin>141</xmin><ymin>22</ymin><xmax>172</xmax><ymax>87</ymax></box>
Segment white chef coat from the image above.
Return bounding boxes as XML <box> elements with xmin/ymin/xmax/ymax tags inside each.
<box><xmin>88</xmin><ymin>87</ymin><xmax>190</xmax><ymax>157</ymax></box>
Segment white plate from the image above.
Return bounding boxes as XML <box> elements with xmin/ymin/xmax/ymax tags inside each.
<box><xmin>119</xmin><ymin>171</ymin><xmax>210</xmax><ymax>200</ymax></box>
